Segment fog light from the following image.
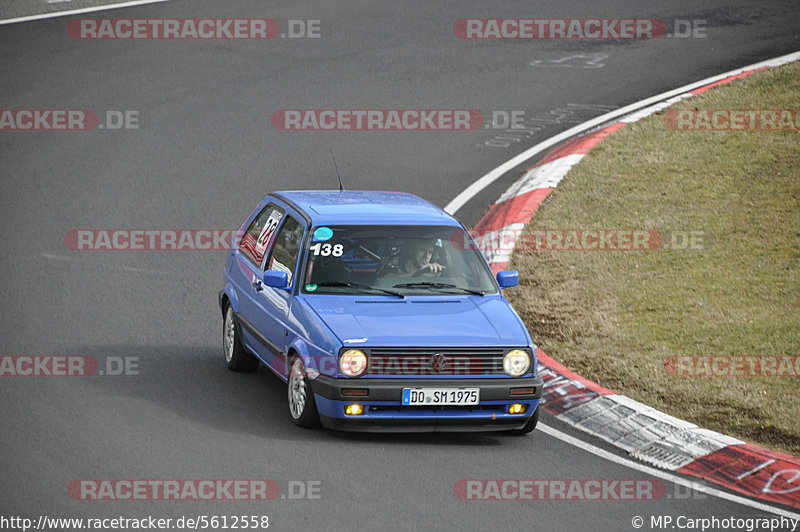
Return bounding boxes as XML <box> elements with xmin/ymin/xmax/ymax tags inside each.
<box><xmin>509</xmin><ymin>404</ymin><xmax>527</xmax><ymax>415</ymax></box>
<box><xmin>345</xmin><ymin>404</ymin><xmax>365</xmax><ymax>416</ymax></box>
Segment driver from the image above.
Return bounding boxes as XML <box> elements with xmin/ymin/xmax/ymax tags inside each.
<box><xmin>386</xmin><ymin>239</ymin><xmax>446</xmax><ymax>277</ymax></box>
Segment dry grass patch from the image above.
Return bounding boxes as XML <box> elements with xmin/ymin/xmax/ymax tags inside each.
<box><xmin>508</xmin><ymin>61</ymin><xmax>800</xmax><ymax>454</ymax></box>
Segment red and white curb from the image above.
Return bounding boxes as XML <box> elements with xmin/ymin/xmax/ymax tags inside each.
<box><xmin>470</xmin><ymin>51</ymin><xmax>800</xmax><ymax>510</ymax></box>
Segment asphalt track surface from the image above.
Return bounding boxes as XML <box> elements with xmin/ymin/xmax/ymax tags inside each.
<box><xmin>1</xmin><ymin>1</ymin><xmax>798</xmax><ymax>530</ymax></box>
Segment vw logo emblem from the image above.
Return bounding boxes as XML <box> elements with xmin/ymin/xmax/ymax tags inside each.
<box><xmin>429</xmin><ymin>353</ymin><xmax>448</xmax><ymax>373</ymax></box>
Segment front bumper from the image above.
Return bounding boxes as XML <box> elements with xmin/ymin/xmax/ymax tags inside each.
<box><xmin>311</xmin><ymin>375</ymin><xmax>543</xmax><ymax>433</ymax></box>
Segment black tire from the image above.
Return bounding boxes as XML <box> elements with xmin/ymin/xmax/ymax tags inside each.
<box><xmin>223</xmin><ymin>304</ymin><xmax>259</xmax><ymax>372</ymax></box>
<box><xmin>507</xmin><ymin>405</ymin><xmax>539</xmax><ymax>435</ymax></box>
<box><xmin>287</xmin><ymin>356</ymin><xmax>320</xmax><ymax>428</ymax></box>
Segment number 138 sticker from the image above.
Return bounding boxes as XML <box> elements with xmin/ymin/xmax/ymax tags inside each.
<box><xmin>310</xmin><ymin>243</ymin><xmax>343</xmax><ymax>256</ymax></box>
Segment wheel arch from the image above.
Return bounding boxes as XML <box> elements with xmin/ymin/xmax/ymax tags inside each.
<box><xmin>219</xmin><ymin>283</ymin><xmax>241</xmax><ymax>317</ymax></box>
<box><xmin>285</xmin><ymin>338</ymin><xmax>309</xmax><ymax>376</ymax></box>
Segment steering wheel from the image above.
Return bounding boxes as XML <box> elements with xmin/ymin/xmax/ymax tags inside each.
<box><xmin>412</xmin><ymin>265</ymin><xmax>443</xmax><ymax>277</ymax></box>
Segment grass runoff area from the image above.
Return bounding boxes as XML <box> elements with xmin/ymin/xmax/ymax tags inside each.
<box><xmin>508</xmin><ymin>61</ymin><xmax>799</xmax><ymax>455</ymax></box>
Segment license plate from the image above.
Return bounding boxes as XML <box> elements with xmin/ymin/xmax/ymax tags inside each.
<box><xmin>401</xmin><ymin>388</ymin><xmax>480</xmax><ymax>406</ymax></box>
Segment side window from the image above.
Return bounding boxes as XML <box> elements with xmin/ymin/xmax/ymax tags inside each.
<box><xmin>239</xmin><ymin>204</ymin><xmax>284</xmax><ymax>267</ymax></box>
<box><xmin>267</xmin><ymin>216</ymin><xmax>304</xmax><ymax>286</ymax></box>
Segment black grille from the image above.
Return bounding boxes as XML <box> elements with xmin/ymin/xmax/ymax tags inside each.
<box><xmin>368</xmin><ymin>347</ymin><xmax>506</xmax><ymax>376</ymax></box>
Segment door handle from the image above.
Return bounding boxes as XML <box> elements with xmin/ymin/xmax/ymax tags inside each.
<box><xmin>252</xmin><ymin>280</ymin><xmax>262</xmax><ymax>291</ymax></box>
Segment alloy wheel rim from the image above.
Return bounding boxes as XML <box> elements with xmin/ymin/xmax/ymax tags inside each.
<box><xmin>288</xmin><ymin>360</ymin><xmax>307</xmax><ymax>419</ymax></box>
<box><xmin>224</xmin><ymin>308</ymin><xmax>235</xmax><ymax>363</ymax></box>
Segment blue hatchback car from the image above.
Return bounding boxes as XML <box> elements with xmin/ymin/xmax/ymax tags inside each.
<box><xmin>218</xmin><ymin>190</ymin><xmax>543</xmax><ymax>433</ymax></box>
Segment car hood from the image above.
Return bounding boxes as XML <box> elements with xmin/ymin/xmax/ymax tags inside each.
<box><xmin>301</xmin><ymin>295</ymin><xmax>530</xmax><ymax>347</ymax></box>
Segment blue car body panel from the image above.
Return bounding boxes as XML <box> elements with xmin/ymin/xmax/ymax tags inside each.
<box><xmin>219</xmin><ymin>190</ymin><xmax>543</xmax><ymax>432</ymax></box>
<box><xmin>302</xmin><ymin>295</ymin><xmax>530</xmax><ymax>347</ymax></box>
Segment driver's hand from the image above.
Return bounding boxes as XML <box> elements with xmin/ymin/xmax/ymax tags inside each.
<box><xmin>422</xmin><ymin>262</ymin><xmax>446</xmax><ymax>273</ymax></box>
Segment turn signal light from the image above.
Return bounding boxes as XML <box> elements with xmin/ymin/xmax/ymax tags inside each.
<box><xmin>342</xmin><ymin>388</ymin><xmax>369</xmax><ymax>397</ymax></box>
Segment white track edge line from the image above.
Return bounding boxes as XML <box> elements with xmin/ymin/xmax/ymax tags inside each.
<box><xmin>0</xmin><ymin>0</ymin><xmax>169</xmax><ymax>25</ymax></box>
<box><xmin>538</xmin><ymin>422</ymin><xmax>800</xmax><ymax>520</ymax></box>
<box><xmin>444</xmin><ymin>50</ymin><xmax>800</xmax><ymax>215</ymax></box>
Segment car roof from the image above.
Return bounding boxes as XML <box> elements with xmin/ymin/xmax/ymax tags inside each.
<box><xmin>272</xmin><ymin>190</ymin><xmax>461</xmax><ymax>226</ymax></box>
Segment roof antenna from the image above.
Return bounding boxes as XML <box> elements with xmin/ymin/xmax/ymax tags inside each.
<box><xmin>329</xmin><ymin>146</ymin><xmax>345</xmax><ymax>191</ymax></box>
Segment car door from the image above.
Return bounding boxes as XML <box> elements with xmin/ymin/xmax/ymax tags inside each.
<box><xmin>234</xmin><ymin>202</ymin><xmax>286</xmax><ymax>364</ymax></box>
<box><xmin>251</xmin><ymin>213</ymin><xmax>305</xmax><ymax>377</ymax></box>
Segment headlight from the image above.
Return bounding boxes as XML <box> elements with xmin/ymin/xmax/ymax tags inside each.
<box><xmin>503</xmin><ymin>349</ymin><xmax>531</xmax><ymax>377</ymax></box>
<box><xmin>339</xmin><ymin>349</ymin><xmax>368</xmax><ymax>377</ymax></box>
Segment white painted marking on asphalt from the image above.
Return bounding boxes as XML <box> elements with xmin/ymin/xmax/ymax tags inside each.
<box><xmin>530</xmin><ymin>53</ymin><xmax>608</xmax><ymax>69</ymax></box>
<box><xmin>539</xmin><ymin>422</ymin><xmax>800</xmax><ymax>519</ymax></box>
<box><xmin>619</xmin><ymin>94</ymin><xmax>692</xmax><ymax>123</ymax></box>
<box><xmin>444</xmin><ymin>50</ymin><xmax>800</xmax><ymax>215</ymax></box>
<box><xmin>737</xmin><ymin>460</ymin><xmax>777</xmax><ymax>480</ymax></box>
<box><xmin>0</xmin><ymin>0</ymin><xmax>168</xmax><ymax>25</ymax></box>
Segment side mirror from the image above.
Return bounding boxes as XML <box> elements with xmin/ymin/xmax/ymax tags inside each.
<box><xmin>263</xmin><ymin>270</ymin><xmax>289</xmax><ymax>289</ymax></box>
<box><xmin>496</xmin><ymin>270</ymin><xmax>519</xmax><ymax>289</ymax></box>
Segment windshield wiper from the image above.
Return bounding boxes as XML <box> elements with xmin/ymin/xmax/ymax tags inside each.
<box><xmin>315</xmin><ymin>281</ymin><xmax>405</xmax><ymax>298</ymax></box>
<box><xmin>392</xmin><ymin>282</ymin><xmax>485</xmax><ymax>296</ymax></box>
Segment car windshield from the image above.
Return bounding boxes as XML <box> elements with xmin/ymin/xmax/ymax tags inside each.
<box><xmin>300</xmin><ymin>225</ymin><xmax>498</xmax><ymax>296</ymax></box>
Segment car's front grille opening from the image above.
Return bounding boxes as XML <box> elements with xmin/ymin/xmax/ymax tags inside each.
<box><xmin>368</xmin><ymin>347</ymin><xmax>506</xmax><ymax>376</ymax></box>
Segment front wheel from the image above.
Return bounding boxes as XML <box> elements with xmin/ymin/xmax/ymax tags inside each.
<box><xmin>223</xmin><ymin>305</ymin><xmax>259</xmax><ymax>372</ymax></box>
<box><xmin>287</xmin><ymin>356</ymin><xmax>320</xmax><ymax>428</ymax></box>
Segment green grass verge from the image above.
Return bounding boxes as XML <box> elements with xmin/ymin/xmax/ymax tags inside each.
<box><xmin>508</xmin><ymin>60</ymin><xmax>800</xmax><ymax>455</ymax></box>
